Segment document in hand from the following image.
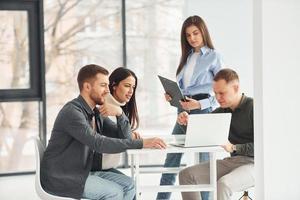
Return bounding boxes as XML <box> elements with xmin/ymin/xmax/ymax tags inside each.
<box><xmin>158</xmin><ymin>75</ymin><xmax>186</xmax><ymax>108</ymax></box>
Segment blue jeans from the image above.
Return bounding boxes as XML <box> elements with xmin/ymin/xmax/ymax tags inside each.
<box><xmin>157</xmin><ymin>107</ymin><xmax>212</xmax><ymax>200</ymax></box>
<box><xmin>82</xmin><ymin>168</ymin><xmax>135</xmax><ymax>200</ymax></box>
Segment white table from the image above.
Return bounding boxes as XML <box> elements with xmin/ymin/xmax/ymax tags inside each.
<box><xmin>127</xmin><ymin>146</ymin><xmax>225</xmax><ymax>200</ymax></box>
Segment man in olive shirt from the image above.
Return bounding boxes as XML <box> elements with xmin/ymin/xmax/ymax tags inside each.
<box><xmin>177</xmin><ymin>68</ymin><xmax>254</xmax><ymax>200</ymax></box>
<box><xmin>41</xmin><ymin>64</ymin><xmax>166</xmax><ymax>200</ymax></box>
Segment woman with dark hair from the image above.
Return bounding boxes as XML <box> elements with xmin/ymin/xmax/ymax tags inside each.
<box><xmin>157</xmin><ymin>15</ymin><xmax>224</xmax><ymax>200</ymax></box>
<box><xmin>108</xmin><ymin>67</ymin><xmax>140</xmax><ymax>134</ymax></box>
<box><xmin>101</xmin><ymin>67</ymin><xmax>141</xmax><ymax>171</ymax></box>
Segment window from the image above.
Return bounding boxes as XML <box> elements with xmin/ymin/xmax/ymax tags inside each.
<box><xmin>126</xmin><ymin>0</ymin><xmax>184</xmax><ymax>165</ymax></box>
<box><xmin>0</xmin><ymin>11</ymin><xmax>29</xmax><ymax>90</ymax></box>
<box><xmin>0</xmin><ymin>0</ymin><xmax>45</xmax><ymax>174</ymax></box>
<box><xmin>0</xmin><ymin>0</ymin><xmax>187</xmax><ymax>174</ymax></box>
<box><xmin>43</xmin><ymin>0</ymin><xmax>123</xmax><ymax>138</ymax></box>
<box><xmin>0</xmin><ymin>102</ymin><xmax>39</xmax><ymax>173</ymax></box>
<box><xmin>126</xmin><ymin>0</ymin><xmax>184</xmax><ymax>133</ymax></box>
<box><xmin>0</xmin><ymin>1</ymin><xmax>44</xmax><ymax>101</ymax></box>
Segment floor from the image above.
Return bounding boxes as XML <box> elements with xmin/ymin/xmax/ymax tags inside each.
<box><xmin>0</xmin><ymin>169</ymin><xmax>253</xmax><ymax>200</ymax></box>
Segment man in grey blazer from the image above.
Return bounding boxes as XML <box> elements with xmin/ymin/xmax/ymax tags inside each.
<box><xmin>177</xmin><ymin>68</ymin><xmax>254</xmax><ymax>200</ymax></box>
<box><xmin>41</xmin><ymin>64</ymin><xmax>166</xmax><ymax>200</ymax></box>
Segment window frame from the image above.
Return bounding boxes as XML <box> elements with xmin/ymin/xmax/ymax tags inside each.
<box><xmin>0</xmin><ymin>0</ymin><xmax>45</xmax><ymax>102</ymax></box>
<box><xmin>0</xmin><ymin>0</ymin><xmax>46</xmax><ymax>176</ymax></box>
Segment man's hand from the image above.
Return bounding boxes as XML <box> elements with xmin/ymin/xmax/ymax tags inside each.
<box><xmin>143</xmin><ymin>137</ymin><xmax>166</xmax><ymax>149</ymax></box>
<box><xmin>98</xmin><ymin>103</ymin><xmax>122</xmax><ymax>117</ymax></box>
<box><xmin>180</xmin><ymin>97</ymin><xmax>201</xmax><ymax>111</ymax></box>
<box><xmin>221</xmin><ymin>141</ymin><xmax>236</xmax><ymax>153</ymax></box>
<box><xmin>132</xmin><ymin>131</ymin><xmax>142</xmax><ymax>139</ymax></box>
<box><xmin>177</xmin><ymin>111</ymin><xmax>189</xmax><ymax>126</ymax></box>
<box><xmin>164</xmin><ymin>93</ymin><xmax>172</xmax><ymax>102</ymax></box>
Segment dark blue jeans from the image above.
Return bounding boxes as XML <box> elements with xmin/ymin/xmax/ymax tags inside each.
<box><xmin>156</xmin><ymin>107</ymin><xmax>212</xmax><ymax>200</ymax></box>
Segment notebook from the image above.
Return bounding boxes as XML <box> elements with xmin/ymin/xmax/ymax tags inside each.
<box><xmin>171</xmin><ymin>113</ymin><xmax>231</xmax><ymax>148</ymax></box>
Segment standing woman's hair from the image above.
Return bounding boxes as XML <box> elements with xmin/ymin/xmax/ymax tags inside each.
<box><xmin>109</xmin><ymin>67</ymin><xmax>139</xmax><ymax>130</ymax></box>
<box><xmin>176</xmin><ymin>15</ymin><xmax>215</xmax><ymax>75</ymax></box>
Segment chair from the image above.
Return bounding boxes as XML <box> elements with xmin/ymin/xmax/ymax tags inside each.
<box><xmin>33</xmin><ymin>137</ymin><xmax>88</xmax><ymax>200</ymax></box>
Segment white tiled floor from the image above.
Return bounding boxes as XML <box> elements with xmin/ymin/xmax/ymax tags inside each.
<box><xmin>0</xmin><ymin>170</ymin><xmax>254</xmax><ymax>200</ymax></box>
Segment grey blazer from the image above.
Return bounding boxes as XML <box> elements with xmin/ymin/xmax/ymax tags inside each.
<box><xmin>40</xmin><ymin>95</ymin><xmax>142</xmax><ymax>199</ymax></box>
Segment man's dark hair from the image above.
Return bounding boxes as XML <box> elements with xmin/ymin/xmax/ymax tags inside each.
<box><xmin>214</xmin><ymin>68</ymin><xmax>239</xmax><ymax>83</ymax></box>
<box><xmin>77</xmin><ymin>64</ymin><xmax>109</xmax><ymax>91</ymax></box>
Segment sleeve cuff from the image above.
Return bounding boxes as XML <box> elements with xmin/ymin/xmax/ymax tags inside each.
<box><xmin>199</xmin><ymin>99</ymin><xmax>210</xmax><ymax>110</ymax></box>
<box><xmin>132</xmin><ymin>139</ymin><xmax>143</xmax><ymax>149</ymax></box>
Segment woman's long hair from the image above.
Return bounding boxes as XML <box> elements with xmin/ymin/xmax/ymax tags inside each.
<box><xmin>109</xmin><ymin>67</ymin><xmax>139</xmax><ymax>130</ymax></box>
<box><xmin>176</xmin><ymin>15</ymin><xmax>215</xmax><ymax>75</ymax></box>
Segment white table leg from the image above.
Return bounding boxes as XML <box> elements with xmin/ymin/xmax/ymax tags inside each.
<box><xmin>127</xmin><ymin>147</ymin><xmax>222</xmax><ymax>198</ymax></box>
<box><xmin>210</xmin><ymin>152</ymin><xmax>217</xmax><ymax>200</ymax></box>
<box><xmin>130</xmin><ymin>154</ymin><xmax>134</xmax><ymax>178</ymax></box>
<box><xmin>135</xmin><ymin>155</ymin><xmax>141</xmax><ymax>200</ymax></box>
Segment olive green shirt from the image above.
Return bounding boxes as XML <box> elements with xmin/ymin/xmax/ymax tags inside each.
<box><xmin>213</xmin><ymin>94</ymin><xmax>254</xmax><ymax>157</ymax></box>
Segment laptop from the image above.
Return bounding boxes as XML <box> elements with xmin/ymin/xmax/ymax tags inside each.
<box><xmin>171</xmin><ymin>113</ymin><xmax>231</xmax><ymax>148</ymax></box>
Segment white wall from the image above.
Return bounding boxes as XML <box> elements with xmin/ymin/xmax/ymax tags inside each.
<box><xmin>254</xmin><ymin>0</ymin><xmax>300</xmax><ymax>199</ymax></box>
<box><xmin>184</xmin><ymin>0</ymin><xmax>253</xmax><ymax>95</ymax></box>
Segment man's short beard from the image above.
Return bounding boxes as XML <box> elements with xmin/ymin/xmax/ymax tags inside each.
<box><xmin>95</xmin><ymin>98</ymin><xmax>104</xmax><ymax>105</ymax></box>
<box><xmin>90</xmin><ymin>94</ymin><xmax>104</xmax><ymax>105</ymax></box>
<box><xmin>97</xmin><ymin>99</ymin><xmax>104</xmax><ymax>105</ymax></box>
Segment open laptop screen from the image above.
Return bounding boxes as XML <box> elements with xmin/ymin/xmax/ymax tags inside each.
<box><xmin>183</xmin><ymin>113</ymin><xmax>231</xmax><ymax>147</ymax></box>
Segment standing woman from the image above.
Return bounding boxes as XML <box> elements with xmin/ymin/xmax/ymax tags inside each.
<box><xmin>157</xmin><ymin>15</ymin><xmax>223</xmax><ymax>200</ymax></box>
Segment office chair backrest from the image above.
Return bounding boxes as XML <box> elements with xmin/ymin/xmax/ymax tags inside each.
<box><xmin>33</xmin><ymin>137</ymin><xmax>82</xmax><ymax>200</ymax></box>
<box><xmin>34</xmin><ymin>136</ymin><xmax>46</xmax><ymax>199</ymax></box>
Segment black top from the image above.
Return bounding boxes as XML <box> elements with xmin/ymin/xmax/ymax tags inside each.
<box><xmin>40</xmin><ymin>95</ymin><xmax>143</xmax><ymax>199</ymax></box>
<box><xmin>213</xmin><ymin>94</ymin><xmax>254</xmax><ymax>157</ymax></box>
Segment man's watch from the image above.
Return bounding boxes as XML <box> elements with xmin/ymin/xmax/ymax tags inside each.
<box><xmin>232</xmin><ymin>145</ymin><xmax>237</xmax><ymax>153</ymax></box>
